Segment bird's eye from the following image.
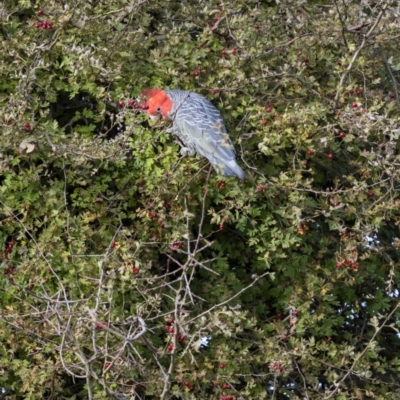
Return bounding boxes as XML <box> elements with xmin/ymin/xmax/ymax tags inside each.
<box><xmin>156</xmin><ymin>106</ymin><xmax>161</xmax><ymax>112</ymax></box>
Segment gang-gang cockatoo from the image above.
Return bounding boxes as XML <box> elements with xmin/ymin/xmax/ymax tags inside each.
<box><xmin>140</xmin><ymin>88</ymin><xmax>245</xmax><ymax>179</ymax></box>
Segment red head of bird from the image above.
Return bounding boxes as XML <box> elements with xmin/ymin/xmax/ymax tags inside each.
<box><xmin>140</xmin><ymin>88</ymin><xmax>173</xmax><ymax>121</ymax></box>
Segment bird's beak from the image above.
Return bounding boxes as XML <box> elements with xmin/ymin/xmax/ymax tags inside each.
<box><xmin>149</xmin><ymin>114</ymin><xmax>161</xmax><ymax>122</ymax></box>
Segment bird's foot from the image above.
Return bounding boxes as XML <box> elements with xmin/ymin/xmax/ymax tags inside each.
<box><xmin>180</xmin><ymin>146</ymin><xmax>195</xmax><ymax>157</ymax></box>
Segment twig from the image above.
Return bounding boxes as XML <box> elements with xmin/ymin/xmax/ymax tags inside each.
<box><xmin>186</xmin><ymin>271</ymin><xmax>271</xmax><ymax>325</ymax></box>
<box><xmin>380</xmin><ymin>44</ymin><xmax>399</xmax><ymax>103</ymax></box>
<box><xmin>334</xmin><ymin>4</ymin><xmax>389</xmax><ymax>109</ymax></box>
<box><xmin>324</xmin><ymin>302</ymin><xmax>400</xmax><ymax>399</ymax></box>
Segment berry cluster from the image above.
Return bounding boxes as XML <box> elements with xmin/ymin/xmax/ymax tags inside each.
<box><xmin>35</xmin><ymin>20</ymin><xmax>52</xmax><ymax>29</ymax></box>
<box><xmin>171</xmin><ymin>241</ymin><xmax>183</xmax><ymax>250</ymax></box>
<box><xmin>273</xmin><ymin>362</ymin><xmax>284</xmax><ymax>373</ymax></box>
<box><xmin>118</xmin><ymin>99</ymin><xmax>148</xmax><ymax>110</ymax></box>
<box><xmin>3</xmin><ymin>266</ymin><xmax>16</xmax><ymax>275</ymax></box>
<box><xmin>336</xmin><ymin>259</ymin><xmax>359</xmax><ymax>270</ymax></box>
<box><xmin>183</xmin><ymin>381</ymin><xmax>194</xmax><ymax>392</ymax></box>
<box><xmin>261</xmin><ymin>102</ymin><xmax>275</xmax><ymax>125</ymax></box>
<box><xmin>95</xmin><ymin>322</ymin><xmax>109</xmax><ymax>330</ymax></box>
<box><xmin>5</xmin><ymin>241</ymin><xmax>15</xmax><ymax>253</ymax></box>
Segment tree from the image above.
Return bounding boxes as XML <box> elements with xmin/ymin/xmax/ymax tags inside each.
<box><xmin>1</xmin><ymin>0</ymin><xmax>400</xmax><ymax>399</ymax></box>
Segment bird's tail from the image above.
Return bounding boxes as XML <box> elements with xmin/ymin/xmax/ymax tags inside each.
<box><xmin>212</xmin><ymin>158</ymin><xmax>245</xmax><ymax>179</ymax></box>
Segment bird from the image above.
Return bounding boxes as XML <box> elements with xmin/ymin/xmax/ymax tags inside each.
<box><xmin>140</xmin><ymin>88</ymin><xmax>245</xmax><ymax>179</ymax></box>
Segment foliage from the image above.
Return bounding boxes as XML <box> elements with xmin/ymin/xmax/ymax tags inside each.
<box><xmin>1</xmin><ymin>0</ymin><xmax>400</xmax><ymax>399</ymax></box>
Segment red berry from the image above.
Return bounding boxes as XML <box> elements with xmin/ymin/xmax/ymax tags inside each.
<box><xmin>184</xmin><ymin>381</ymin><xmax>190</xmax><ymax>387</ymax></box>
<box><xmin>35</xmin><ymin>22</ymin><xmax>42</xmax><ymax>28</ymax></box>
<box><xmin>254</xmin><ymin>25</ymin><xmax>260</xmax><ymax>29</ymax></box>
<box><xmin>141</xmin><ymin>105</ymin><xmax>149</xmax><ymax>110</ymax></box>
<box><xmin>193</xmin><ymin>70</ymin><xmax>199</xmax><ymax>76</ymax></box>
<box><xmin>339</xmin><ymin>132</ymin><xmax>345</xmax><ymax>138</ymax></box>
<box><xmin>368</xmin><ymin>191</ymin><xmax>374</xmax><ymax>197</ymax></box>
<box><xmin>167</xmin><ymin>344</ymin><xmax>174</xmax><ymax>351</ymax></box>
<box><xmin>261</xmin><ymin>119</ymin><xmax>267</xmax><ymax>125</ymax></box>
<box><xmin>118</xmin><ymin>100</ymin><xmax>125</xmax><ymax>107</ymax></box>
<box><xmin>389</xmin><ymin>93</ymin><xmax>395</xmax><ymax>99</ymax></box>
<box><xmin>24</xmin><ymin>123</ymin><xmax>31</xmax><ymax>132</ymax></box>
<box><xmin>306</xmin><ymin>149</ymin><xmax>313</xmax><ymax>156</ymax></box>
<box><xmin>333</xmin><ymin>201</ymin><xmax>340</xmax><ymax>206</ymax></box>
<box><xmin>221</xmin><ymin>50</ymin><xmax>227</xmax><ymax>56</ymax></box>
<box><xmin>219</xmin><ymin>224</ymin><xmax>224</xmax><ymax>230</ymax></box>
<box><xmin>219</xmin><ymin>362</ymin><xmax>227</xmax><ymax>369</ymax></box>
<box><xmin>361</xmin><ymin>108</ymin><xmax>366</xmax><ymax>113</ymax></box>
<box><xmin>327</xmin><ymin>153</ymin><xmax>333</xmax><ymax>159</ymax></box>
<box><xmin>188</xmin><ymin>195</ymin><xmax>194</xmax><ymax>201</ymax></box>
<box><xmin>210</xmin><ymin>89</ymin><xmax>218</xmax><ymax>95</ymax></box>
<box><xmin>38</xmin><ymin>9</ymin><xmax>44</xmax><ymax>15</ymax></box>
<box><xmin>336</xmin><ymin>263</ymin><xmax>341</xmax><ymax>268</ymax></box>
<box><xmin>327</xmin><ymin>337</ymin><xmax>332</xmax><ymax>343</ymax></box>
<box><xmin>178</xmin><ymin>334</ymin><xmax>185</xmax><ymax>341</ymax></box>
<box><xmin>277</xmin><ymin>313</ymin><xmax>282</xmax><ymax>320</ymax></box>
<box><xmin>46</xmin><ymin>23</ymin><xmax>52</xmax><ymax>29</ymax></box>
<box><xmin>231</xmin><ymin>47</ymin><xmax>237</xmax><ymax>54</ymax></box>
<box><xmin>293</xmin><ymin>309</ymin><xmax>299</xmax><ymax>315</ymax></box>
<box><xmin>104</xmin><ymin>362</ymin><xmax>111</xmax><ymax>369</ymax></box>
<box><xmin>132</xmin><ymin>267</ymin><xmax>139</xmax><ymax>274</ymax></box>
<box><xmin>355</xmin><ymin>89</ymin><xmax>361</xmax><ymax>95</ymax></box>
<box><xmin>352</xmin><ymin>102</ymin><xmax>358</xmax><ymax>108</ymax></box>
<box><xmin>134</xmin><ymin>104</ymin><xmax>140</xmax><ymax>109</ymax></box>
<box><xmin>167</xmin><ymin>318</ymin><xmax>174</xmax><ymax>324</ymax></box>
<box><xmin>129</xmin><ymin>99</ymin><xmax>135</xmax><ymax>106</ymax></box>
<box><xmin>164</xmin><ymin>325</ymin><xmax>171</xmax><ymax>331</ymax></box>
<box><xmin>266</xmin><ymin>107</ymin><xmax>272</xmax><ymax>113</ymax></box>
<box><xmin>172</xmin><ymin>242</ymin><xmax>182</xmax><ymax>249</ymax></box>
<box><xmin>202</xmin><ymin>189</ymin><xmax>207</xmax><ymax>195</ymax></box>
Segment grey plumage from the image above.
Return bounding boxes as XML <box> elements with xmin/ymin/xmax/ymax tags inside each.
<box><xmin>163</xmin><ymin>90</ymin><xmax>245</xmax><ymax>179</ymax></box>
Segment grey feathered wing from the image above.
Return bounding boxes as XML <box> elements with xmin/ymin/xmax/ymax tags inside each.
<box><xmin>173</xmin><ymin>97</ymin><xmax>245</xmax><ymax>179</ymax></box>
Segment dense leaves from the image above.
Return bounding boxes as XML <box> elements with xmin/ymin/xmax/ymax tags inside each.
<box><xmin>1</xmin><ymin>0</ymin><xmax>400</xmax><ymax>399</ymax></box>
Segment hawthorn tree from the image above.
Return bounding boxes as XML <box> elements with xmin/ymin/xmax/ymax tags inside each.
<box><xmin>1</xmin><ymin>0</ymin><xmax>400</xmax><ymax>399</ymax></box>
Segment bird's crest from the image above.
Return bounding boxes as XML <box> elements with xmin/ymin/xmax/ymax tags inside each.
<box><xmin>140</xmin><ymin>88</ymin><xmax>173</xmax><ymax>117</ymax></box>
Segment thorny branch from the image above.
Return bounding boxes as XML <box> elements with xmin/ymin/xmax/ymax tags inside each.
<box><xmin>334</xmin><ymin>3</ymin><xmax>389</xmax><ymax>109</ymax></box>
